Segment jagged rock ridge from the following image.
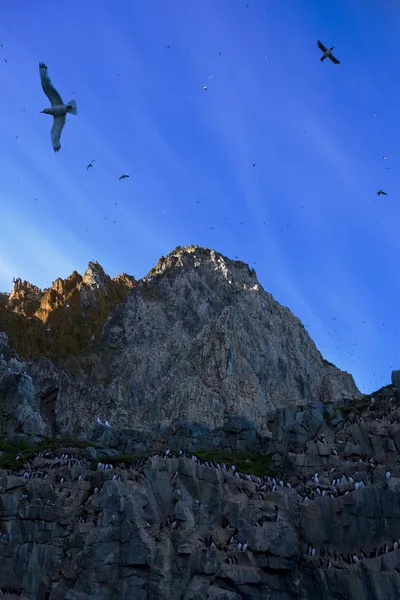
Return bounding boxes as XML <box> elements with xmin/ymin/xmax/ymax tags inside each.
<box><xmin>0</xmin><ymin>262</ymin><xmax>135</xmax><ymax>359</ymax></box>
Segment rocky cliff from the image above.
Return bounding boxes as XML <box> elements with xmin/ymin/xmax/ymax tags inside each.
<box><xmin>0</xmin><ymin>245</ymin><xmax>359</xmax><ymax>450</ymax></box>
<box><xmin>0</xmin><ymin>360</ymin><xmax>399</xmax><ymax>599</ymax></box>
<box><xmin>2</xmin><ymin>244</ymin><xmax>393</xmax><ymax>599</ymax></box>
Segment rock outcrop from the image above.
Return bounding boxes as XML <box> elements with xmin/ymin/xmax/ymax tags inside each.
<box><xmin>1</xmin><ymin>244</ymin><xmax>389</xmax><ymax>599</ymax></box>
<box><xmin>0</xmin><ymin>263</ymin><xmax>135</xmax><ymax>359</ymax></box>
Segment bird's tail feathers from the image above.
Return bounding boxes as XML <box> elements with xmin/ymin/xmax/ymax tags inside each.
<box><xmin>67</xmin><ymin>99</ymin><xmax>77</xmax><ymax>115</ymax></box>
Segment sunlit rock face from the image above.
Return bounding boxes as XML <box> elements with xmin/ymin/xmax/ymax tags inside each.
<box><xmin>0</xmin><ymin>262</ymin><xmax>136</xmax><ymax>359</ymax></box>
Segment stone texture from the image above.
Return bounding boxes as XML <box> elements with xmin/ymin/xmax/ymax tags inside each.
<box><xmin>392</xmin><ymin>370</ymin><xmax>400</xmax><ymax>389</ymax></box>
<box><xmin>0</xmin><ymin>382</ymin><xmax>399</xmax><ymax>599</ymax></box>
<box><xmin>0</xmin><ymin>262</ymin><xmax>135</xmax><ymax>360</ymax></box>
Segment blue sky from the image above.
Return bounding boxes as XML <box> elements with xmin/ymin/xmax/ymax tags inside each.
<box><xmin>0</xmin><ymin>0</ymin><xmax>399</xmax><ymax>393</ymax></box>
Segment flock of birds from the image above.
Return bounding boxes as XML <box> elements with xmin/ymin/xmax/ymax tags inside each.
<box><xmin>5</xmin><ymin>439</ymin><xmax>400</xmax><ymax>570</ymax></box>
<box><xmin>0</xmin><ymin>29</ymin><xmax>391</xmax><ymax>394</ymax></box>
<box><xmin>1</xmin><ymin>351</ymin><xmax>399</xmax><ymax>572</ymax></box>
<box><xmin>36</xmin><ymin>43</ymin><xmax>389</xmax><ymax>199</ymax></box>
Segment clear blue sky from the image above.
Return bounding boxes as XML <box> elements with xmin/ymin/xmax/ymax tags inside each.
<box><xmin>0</xmin><ymin>0</ymin><xmax>399</xmax><ymax>394</ymax></box>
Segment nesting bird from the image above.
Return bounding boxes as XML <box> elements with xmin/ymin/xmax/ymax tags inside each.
<box><xmin>39</xmin><ymin>62</ymin><xmax>77</xmax><ymax>152</ymax></box>
<box><xmin>317</xmin><ymin>41</ymin><xmax>340</xmax><ymax>64</ymax></box>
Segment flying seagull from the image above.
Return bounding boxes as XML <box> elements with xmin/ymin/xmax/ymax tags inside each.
<box><xmin>377</xmin><ymin>189</ymin><xmax>387</xmax><ymax>196</ymax></box>
<box><xmin>86</xmin><ymin>160</ymin><xmax>95</xmax><ymax>170</ymax></box>
<box><xmin>39</xmin><ymin>62</ymin><xmax>77</xmax><ymax>152</ymax></box>
<box><xmin>317</xmin><ymin>41</ymin><xmax>340</xmax><ymax>64</ymax></box>
<box><xmin>119</xmin><ymin>173</ymin><xmax>130</xmax><ymax>180</ymax></box>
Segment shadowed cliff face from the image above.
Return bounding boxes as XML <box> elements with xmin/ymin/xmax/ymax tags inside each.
<box><xmin>0</xmin><ymin>262</ymin><xmax>136</xmax><ymax>360</ymax></box>
<box><xmin>0</xmin><ymin>380</ymin><xmax>399</xmax><ymax>600</ymax></box>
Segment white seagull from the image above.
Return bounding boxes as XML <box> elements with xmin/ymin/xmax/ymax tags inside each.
<box><xmin>39</xmin><ymin>62</ymin><xmax>77</xmax><ymax>152</ymax></box>
<box><xmin>317</xmin><ymin>41</ymin><xmax>340</xmax><ymax>64</ymax></box>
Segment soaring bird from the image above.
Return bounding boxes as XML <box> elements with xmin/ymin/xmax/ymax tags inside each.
<box><xmin>119</xmin><ymin>173</ymin><xmax>130</xmax><ymax>180</ymax></box>
<box><xmin>39</xmin><ymin>62</ymin><xmax>77</xmax><ymax>152</ymax></box>
<box><xmin>377</xmin><ymin>189</ymin><xmax>387</xmax><ymax>196</ymax></box>
<box><xmin>317</xmin><ymin>41</ymin><xmax>340</xmax><ymax>64</ymax></box>
<box><xmin>86</xmin><ymin>160</ymin><xmax>95</xmax><ymax>170</ymax></box>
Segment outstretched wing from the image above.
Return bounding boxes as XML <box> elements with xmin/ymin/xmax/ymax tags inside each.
<box><xmin>39</xmin><ymin>62</ymin><xmax>64</xmax><ymax>106</ymax></box>
<box><xmin>329</xmin><ymin>54</ymin><xmax>340</xmax><ymax>64</ymax></box>
<box><xmin>317</xmin><ymin>40</ymin><xmax>327</xmax><ymax>53</ymax></box>
<box><xmin>51</xmin><ymin>115</ymin><xmax>66</xmax><ymax>152</ymax></box>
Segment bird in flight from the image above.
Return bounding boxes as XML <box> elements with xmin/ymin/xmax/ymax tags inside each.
<box><xmin>119</xmin><ymin>174</ymin><xmax>130</xmax><ymax>180</ymax></box>
<box><xmin>39</xmin><ymin>62</ymin><xmax>77</xmax><ymax>152</ymax></box>
<box><xmin>86</xmin><ymin>160</ymin><xmax>95</xmax><ymax>170</ymax></box>
<box><xmin>317</xmin><ymin>41</ymin><xmax>340</xmax><ymax>64</ymax></box>
<box><xmin>377</xmin><ymin>189</ymin><xmax>387</xmax><ymax>196</ymax></box>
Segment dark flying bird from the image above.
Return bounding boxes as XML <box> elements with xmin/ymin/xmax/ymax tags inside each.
<box><xmin>86</xmin><ymin>160</ymin><xmax>95</xmax><ymax>170</ymax></box>
<box><xmin>119</xmin><ymin>174</ymin><xmax>130</xmax><ymax>180</ymax></box>
<box><xmin>39</xmin><ymin>62</ymin><xmax>77</xmax><ymax>152</ymax></box>
<box><xmin>317</xmin><ymin>41</ymin><xmax>340</xmax><ymax>64</ymax></box>
<box><xmin>377</xmin><ymin>189</ymin><xmax>387</xmax><ymax>196</ymax></box>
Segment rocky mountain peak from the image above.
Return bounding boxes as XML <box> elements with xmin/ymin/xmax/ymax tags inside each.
<box><xmin>1</xmin><ymin>245</ymin><xmax>395</xmax><ymax>600</ymax></box>
<box><xmin>148</xmin><ymin>244</ymin><xmax>257</xmax><ymax>287</ymax></box>
<box><xmin>82</xmin><ymin>260</ymin><xmax>109</xmax><ymax>290</ymax></box>
<box><xmin>8</xmin><ymin>278</ymin><xmax>42</xmax><ymax>317</ymax></box>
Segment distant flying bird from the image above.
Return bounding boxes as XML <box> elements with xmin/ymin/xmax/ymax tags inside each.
<box><xmin>203</xmin><ymin>85</ymin><xmax>208</xmax><ymax>91</ymax></box>
<box><xmin>317</xmin><ymin>41</ymin><xmax>340</xmax><ymax>64</ymax></box>
<box><xmin>377</xmin><ymin>189</ymin><xmax>387</xmax><ymax>196</ymax></box>
<box><xmin>86</xmin><ymin>160</ymin><xmax>95</xmax><ymax>170</ymax></box>
<box><xmin>119</xmin><ymin>173</ymin><xmax>130</xmax><ymax>180</ymax></box>
<box><xmin>39</xmin><ymin>62</ymin><xmax>77</xmax><ymax>152</ymax></box>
